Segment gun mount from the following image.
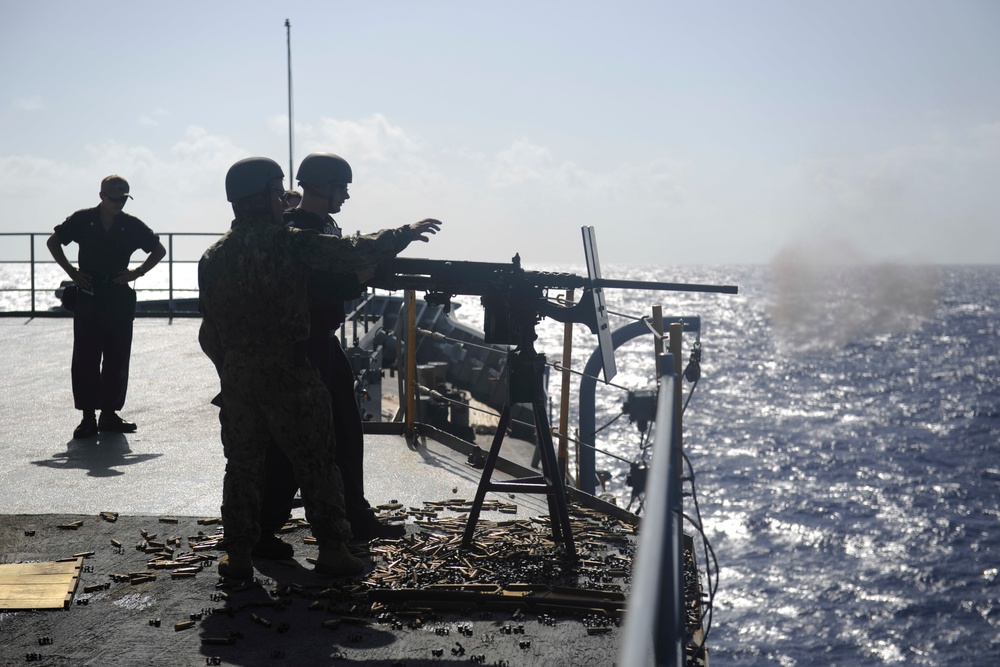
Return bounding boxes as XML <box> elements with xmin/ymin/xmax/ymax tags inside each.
<box><xmin>368</xmin><ymin>227</ymin><xmax>738</xmax><ymax>556</ymax></box>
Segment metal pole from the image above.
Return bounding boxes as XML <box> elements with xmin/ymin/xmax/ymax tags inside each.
<box><xmin>652</xmin><ymin>305</ymin><xmax>664</xmax><ymax>357</ymax></box>
<box><xmin>670</xmin><ymin>321</ymin><xmax>683</xmax><ymax>463</ymax></box>
<box><xmin>285</xmin><ymin>19</ymin><xmax>294</xmax><ymax>190</ymax></box>
<box><xmin>29</xmin><ymin>234</ymin><xmax>36</xmax><ymax>314</ymax></box>
<box><xmin>406</xmin><ymin>290</ymin><xmax>417</xmax><ymax>435</ymax></box>
<box><xmin>558</xmin><ymin>289</ymin><xmax>574</xmax><ymax>483</ymax></box>
<box><xmin>168</xmin><ymin>233</ymin><xmax>175</xmax><ymax>314</ymax></box>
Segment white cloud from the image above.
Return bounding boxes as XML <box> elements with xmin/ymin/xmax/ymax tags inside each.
<box><xmin>169</xmin><ymin>126</ymin><xmax>245</xmax><ymax>166</ymax></box>
<box><xmin>489</xmin><ymin>138</ymin><xmax>685</xmax><ymax>204</ymax></box>
<box><xmin>6</xmin><ymin>110</ymin><xmax>992</xmax><ymax>265</ymax></box>
<box><xmin>0</xmin><ymin>127</ymin><xmax>248</xmax><ymax>239</ymax></box>
<box><xmin>282</xmin><ymin>113</ymin><xmax>452</xmax><ymax>197</ymax></box>
<box><xmin>490</xmin><ymin>139</ymin><xmax>559</xmax><ymax>187</ymax></box>
<box><xmin>284</xmin><ymin>113</ymin><xmax>424</xmax><ymax>164</ymax></box>
<box><xmin>783</xmin><ymin>122</ymin><xmax>1000</xmax><ymax>263</ymax></box>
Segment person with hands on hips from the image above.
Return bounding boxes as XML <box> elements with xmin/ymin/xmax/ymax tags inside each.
<box><xmin>47</xmin><ymin>175</ymin><xmax>166</xmax><ymax>439</ymax></box>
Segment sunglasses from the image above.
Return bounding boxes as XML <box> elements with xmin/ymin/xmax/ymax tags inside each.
<box><xmin>104</xmin><ymin>194</ymin><xmax>130</xmax><ymax>204</ymax></box>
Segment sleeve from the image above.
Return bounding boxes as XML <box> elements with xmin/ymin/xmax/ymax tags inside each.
<box><xmin>288</xmin><ymin>226</ymin><xmax>414</xmax><ymax>274</ymax></box>
<box><xmin>53</xmin><ymin>210</ymin><xmax>85</xmax><ymax>245</ymax></box>
<box><xmin>127</xmin><ymin>216</ymin><xmax>161</xmax><ymax>253</ymax></box>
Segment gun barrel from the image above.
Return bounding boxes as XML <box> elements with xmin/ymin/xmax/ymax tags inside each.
<box><xmin>594</xmin><ymin>278</ymin><xmax>739</xmax><ymax>294</ymax></box>
<box><xmin>371</xmin><ymin>257</ymin><xmax>738</xmax><ymax>296</ymax></box>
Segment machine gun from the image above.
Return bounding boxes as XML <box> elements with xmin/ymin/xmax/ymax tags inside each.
<box><xmin>368</xmin><ymin>227</ymin><xmax>738</xmax><ymax>556</ymax></box>
<box><xmin>371</xmin><ymin>228</ymin><xmax>738</xmax><ymax>382</ymax></box>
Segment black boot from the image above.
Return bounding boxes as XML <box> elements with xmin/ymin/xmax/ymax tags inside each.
<box><xmin>98</xmin><ymin>411</ymin><xmax>137</xmax><ymax>433</ymax></box>
<box><xmin>73</xmin><ymin>411</ymin><xmax>98</xmax><ymax>439</ymax></box>
<box><xmin>252</xmin><ymin>534</ymin><xmax>294</xmax><ymax>560</ymax></box>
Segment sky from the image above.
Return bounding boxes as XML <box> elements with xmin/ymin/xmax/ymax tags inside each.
<box><xmin>1</xmin><ymin>0</ymin><xmax>998</xmax><ymax>267</ymax></box>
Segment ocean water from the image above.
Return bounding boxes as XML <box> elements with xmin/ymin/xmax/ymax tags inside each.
<box><xmin>525</xmin><ymin>263</ymin><xmax>999</xmax><ymax>665</ymax></box>
<box><xmin>0</xmin><ymin>262</ymin><xmax>199</xmax><ymax>313</ymax></box>
<box><xmin>2</xmin><ymin>259</ymin><xmax>998</xmax><ymax>664</ymax></box>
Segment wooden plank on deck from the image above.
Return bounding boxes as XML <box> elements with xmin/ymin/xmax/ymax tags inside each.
<box><xmin>0</xmin><ymin>557</ymin><xmax>84</xmax><ymax>610</ymax></box>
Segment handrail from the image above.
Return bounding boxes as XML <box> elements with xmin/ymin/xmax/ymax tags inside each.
<box><xmin>619</xmin><ymin>353</ymin><xmax>686</xmax><ymax>666</ymax></box>
<box><xmin>0</xmin><ymin>232</ymin><xmax>218</xmax><ymax>317</ymax></box>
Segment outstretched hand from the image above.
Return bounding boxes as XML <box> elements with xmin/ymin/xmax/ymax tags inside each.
<box><xmin>408</xmin><ymin>218</ymin><xmax>442</xmax><ymax>243</ymax></box>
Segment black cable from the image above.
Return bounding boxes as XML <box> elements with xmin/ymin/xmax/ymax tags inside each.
<box><xmin>682</xmin><ymin>449</ymin><xmax>719</xmax><ymax>649</ymax></box>
<box><xmin>593</xmin><ymin>410</ymin><xmax>625</xmax><ymax>436</ymax></box>
<box><xmin>682</xmin><ymin>509</ymin><xmax>717</xmax><ymax>654</ymax></box>
<box><xmin>681</xmin><ymin>377</ymin><xmax>699</xmax><ymax>416</ymax></box>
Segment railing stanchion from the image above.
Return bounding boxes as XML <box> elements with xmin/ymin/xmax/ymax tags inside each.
<box><xmin>557</xmin><ymin>288</ymin><xmax>574</xmax><ymax>483</ymax></box>
<box><xmin>29</xmin><ymin>234</ymin><xmax>37</xmax><ymax>315</ymax></box>
<box><xmin>168</xmin><ymin>234</ymin><xmax>175</xmax><ymax>314</ymax></box>
<box><xmin>405</xmin><ymin>290</ymin><xmax>417</xmax><ymax>435</ymax></box>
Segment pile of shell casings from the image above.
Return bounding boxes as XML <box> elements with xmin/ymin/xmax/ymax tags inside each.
<box><xmin>106</xmin><ymin>523</ymin><xmax>222</xmax><ymax>585</ymax></box>
<box><xmin>363</xmin><ymin>499</ymin><xmax>637</xmax><ymax>613</ymax></box>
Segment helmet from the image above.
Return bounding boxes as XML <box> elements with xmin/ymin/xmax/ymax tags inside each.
<box><xmin>296</xmin><ymin>152</ymin><xmax>352</xmax><ymax>188</ymax></box>
<box><xmin>225</xmin><ymin>157</ymin><xmax>284</xmax><ymax>202</ymax></box>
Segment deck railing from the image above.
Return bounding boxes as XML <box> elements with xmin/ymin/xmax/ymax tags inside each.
<box><xmin>0</xmin><ymin>232</ymin><xmax>217</xmax><ymax>317</ymax></box>
<box><xmin>618</xmin><ymin>353</ymin><xmax>687</xmax><ymax>666</ymax></box>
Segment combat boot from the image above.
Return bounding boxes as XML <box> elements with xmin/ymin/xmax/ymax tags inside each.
<box><xmin>252</xmin><ymin>534</ymin><xmax>294</xmax><ymax>560</ymax></box>
<box><xmin>218</xmin><ymin>552</ymin><xmax>254</xmax><ymax>580</ymax></box>
<box><xmin>314</xmin><ymin>541</ymin><xmax>365</xmax><ymax>576</ymax></box>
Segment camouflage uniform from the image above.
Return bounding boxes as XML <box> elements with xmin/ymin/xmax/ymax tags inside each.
<box><xmin>256</xmin><ymin>208</ymin><xmax>376</xmax><ymax>538</ymax></box>
<box><xmin>199</xmin><ymin>212</ymin><xmax>416</xmax><ymax>555</ymax></box>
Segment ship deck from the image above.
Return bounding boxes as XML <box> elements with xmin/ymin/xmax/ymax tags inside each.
<box><xmin>0</xmin><ymin>318</ymin><xmax>634</xmax><ymax>666</ymax></box>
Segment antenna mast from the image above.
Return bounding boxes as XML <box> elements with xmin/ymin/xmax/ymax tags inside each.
<box><xmin>285</xmin><ymin>18</ymin><xmax>294</xmax><ymax>190</ymax></box>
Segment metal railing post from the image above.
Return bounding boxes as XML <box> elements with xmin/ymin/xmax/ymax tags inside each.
<box><xmin>29</xmin><ymin>234</ymin><xmax>37</xmax><ymax>315</ymax></box>
<box><xmin>168</xmin><ymin>233</ymin><xmax>175</xmax><ymax>314</ymax></box>
<box><xmin>670</xmin><ymin>321</ymin><xmax>684</xmax><ymax>466</ymax></box>
<box><xmin>405</xmin><ymin>290</ymin><xmax>417</xmax><ymax>434</ymax></box>
<box><xmin>558</xmin><ymin>288</ymin><xmax>574</xmax><ymax>483</ymax></box>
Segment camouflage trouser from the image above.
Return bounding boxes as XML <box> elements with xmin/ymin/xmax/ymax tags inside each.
<box><xmin>219</xmin><ymin>348</ymin><xmax>352</xmax><ymax>555</ymax></box>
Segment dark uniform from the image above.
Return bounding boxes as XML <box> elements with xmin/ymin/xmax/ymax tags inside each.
<box><xmin>257</xmin><ymin>208</ymin><xmax>376</xmax><ymax>538</ymax></box>
<box><xmin>198</xmin><ymin>210</ymin><xmax>418</xmax><ymax>556</ymax></box>
<box><xmin>53</xmin><ymin>207</ymin><xmax>159</xmax><ymax>412</ymax></box>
